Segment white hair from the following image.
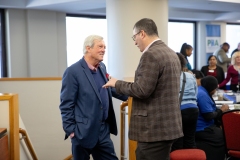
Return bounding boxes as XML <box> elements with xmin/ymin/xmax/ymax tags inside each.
<box><xmin>83</xmin><ymin>35</ymin><xmax>103</xmax><ymax>54</ymax></box>
<box><xmin>231</xmin><ymin>51</ymin><xmax>240</xmax><ymax>65</ymax></box>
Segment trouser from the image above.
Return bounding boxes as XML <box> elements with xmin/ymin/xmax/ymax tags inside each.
<box><xmin>171</xmin><ymin>107</ymin><xmax>199</xmax><ymax>151</ymax></box>
<box><xmin>195</xmin><ymin>125</ymin><xmax>225</xmax><ymax>160</ymax></box>
<box><xmin>72</xmin><ymin>122</ymin><xmax>118</xmax><ymax>160</ymax></box>
<box><xmin>136</xmin><ymin>140</ymin><xmax>174</xmax><ymax>160</ymax></box>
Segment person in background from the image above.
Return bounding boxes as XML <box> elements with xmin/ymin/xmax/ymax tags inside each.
<box><xmin>191</xmin><ymin>69</ymin><xmax>205</xmax><ymax>86</ymax></box>
<box><xmin>195</xmin><ymin>76</ymin><xmax>229</xmax><ymax>160</ymax></box>
<box><xmin>231</xmin><ymin>42</ymin><xmax>240</xmax><ymax>57</ymax></box>
<box><xmin>219</xmin><ymin>51</ymin><xmax>240</xmax><ymax>92</ymax></box>
<box><xmin>103</xmin><ymin>18</ymin><xmax>183</xmax><ymax>160</ymax></box>
<box><xmin>171</xmin><ymin>53</ymin><xmax>199</xmax><ymax>151</ymax></box>
<box><xmin>201</xmin><ymin>55</ymin><xmax>225</xmax><ymax>89</ymax></box>
<box><xmin>180</xmin><ymin>43</ymin><xmax>193</xmax><ymax>71</ymax></box>
<box><xmin>213</xmin><ymin>42</ymin><xmax>231</xmax><ymax>72</ymax></box>
<box><xmin>59</xmin><ymin>35</ymin><xmax>128</xmax><ymax>159</ymax></box>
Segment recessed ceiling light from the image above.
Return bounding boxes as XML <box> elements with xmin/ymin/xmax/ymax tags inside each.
<box><xmin>210</xmin><ymin>0</ymin><xmax>240</xmax><ymax>3</ymax></box>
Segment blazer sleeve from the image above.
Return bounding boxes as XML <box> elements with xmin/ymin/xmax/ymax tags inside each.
<box><xmin>111</xmin><ymin>87</ymin><xmax>128</xmax><ymax>101</ymax></box>
<box><xmin>100</xmin><ymin>62</ymin><xmax>129</xmax><ymax>102</ymax></box>
<box><xmin>217</xmin><ymin>50</ymin><xmax>231</xmax><ymax>63</ymax></box>
<box><xmin>59</xmin><ymin>68</ymin><xmax>78</xmax><ymax>137</ymax></box>
<box><xmin>115</xmin><ymin>51</ymin><xmax>162</xmax><ymax>99</ymax></box>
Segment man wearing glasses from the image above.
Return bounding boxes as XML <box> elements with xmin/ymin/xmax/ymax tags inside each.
<box><xmin>103</xmin><ymin>18</ymin><xmax>183</xmax><ymax>160</ymax></box>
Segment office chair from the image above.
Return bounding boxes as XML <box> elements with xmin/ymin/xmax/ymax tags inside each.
<box><xmin>170</xmin><ymin>149</ymin><xmax>206</xmax><ymax>160</ymax></box>
<box><xmin>221</xmin><ymin>109</ymin><xmax>240</xmax><ymax>160</ymax></box>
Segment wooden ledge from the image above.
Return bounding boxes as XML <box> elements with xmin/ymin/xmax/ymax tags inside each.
<box><xmin>0</xmin><ymin>77</ymin><xmax>62</xmax><ymax>81</ymax></box>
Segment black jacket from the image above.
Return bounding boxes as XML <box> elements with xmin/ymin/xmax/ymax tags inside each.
<box><xmin>201</xmin><ymin>65</ymin><xmax>225</xmax><ymax>89</ymax></box>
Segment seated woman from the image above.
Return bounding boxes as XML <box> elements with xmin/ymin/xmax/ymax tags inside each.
<box><xmin>180</xmin><ymin>43</ymin><xmax>193</xmax><ymax>71</ymax></box>
<box><xmin>201</xmin><ymin>55</ymin><xmax>225</xmax><ymax>89</ymax></box>
<box><xmin>219</xmin><ymin>51</ymin><xmax>240</xmax><ymax>92</ymax></box>
<box><xmin>191</xmin><ymin>69</ymin><xmax>204</xmax><ymax>86</ymax></box>
<box><xmin>196</xmin><ymin>76</ymin><xmax>229</xmax><ymax>160</ymax></box>
<box><xmin>171</xmin><ymin>53</ymin><xmax>198</xmax><ymax>151</ymax></box>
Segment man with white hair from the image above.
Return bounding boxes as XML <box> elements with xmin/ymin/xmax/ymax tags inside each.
<box><xmin>59</xmin><ymin>35</ymin><xmax>128</xmax><ymax>159</ymax></box>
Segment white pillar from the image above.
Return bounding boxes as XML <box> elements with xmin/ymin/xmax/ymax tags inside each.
<box><xmin>106</xmin><ymin>0</ymin><xmax>168</xmax><ymax>79</ymax></box>
<box><xmin>106</xmin><ymin>0</ymin><xmax>168</xmax><ymax>159</ymax></box>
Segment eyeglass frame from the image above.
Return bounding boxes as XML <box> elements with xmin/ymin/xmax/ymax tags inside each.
<box><xmin>132</xmin><ymin>30</ymin><xmax>142</xmax><ymax>41</ymax></box>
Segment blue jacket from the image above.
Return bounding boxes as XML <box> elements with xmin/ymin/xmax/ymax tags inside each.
<box><xmin>196</xmin><ymin>86</ymin><xmax>216</xmax><ymax>131</ymax></box>
<box><xmin>180</xmin><ymin>72</ymin><xmax>198</xmax><ymax>110</ymax></box>
<box><xmin>59</xmin><ymin>58</ymin><xmax>128</xmax><ymax>148</ymax></box>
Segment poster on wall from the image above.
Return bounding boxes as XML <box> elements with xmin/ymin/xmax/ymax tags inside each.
<box><xmin>206</xmin><ymin>24</ymin><xmax>221</xmax><ymax>53</ymax></box>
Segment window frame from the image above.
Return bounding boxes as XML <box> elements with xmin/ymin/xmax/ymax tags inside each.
<box><xmin>168</xmin><ymin>19</ymin><xmax>197</xmax><ymax>69</ymax></box>
<box><xmin>65</xmin><ymin>15</ymin><xmax>197</xmax><ymax>69</ymax></box>
<box><xmin>0</xmin><ymin>9</ymin><xmax>7</xmax><ymax>77</ymax></box>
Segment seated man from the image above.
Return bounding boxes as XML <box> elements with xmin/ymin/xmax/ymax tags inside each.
<box><xmin>195</xmin><ymin>76</ymin><xmax>229</xmax><ymax>160</ymax></box>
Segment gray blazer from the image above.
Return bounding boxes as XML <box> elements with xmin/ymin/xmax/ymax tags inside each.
<box><xmin>213</xmin><ymin>48</ymin><xmax>231</xmax><ymax>72</ymax></box>
<box><xmin>115</xmin><ymin>40</ymin><xmax>183</xmax><ymax>142</ymax></box>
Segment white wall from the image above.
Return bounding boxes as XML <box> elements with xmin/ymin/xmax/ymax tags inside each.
<box><xmin>0</xmin><ymin>80</ymin><xmax>125</xmax><ymax>160</ymax></box>
<box><xmin>5</xmin><ymin>9</ymin><xmax>67</xmax><ymax>77</ymax></box>
<box><xmin>0</xmin><ymin>80</ymin><xmax>71</xmax><ymax>160</ymax></box>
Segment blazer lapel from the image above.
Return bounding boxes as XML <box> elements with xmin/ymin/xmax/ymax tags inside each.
<box><xmin>99</xmin><ymin>64</ymin><xmax>112</xmax><ymax>96</ymax></box>
<box><xmin>80</xmin><ymin>58</ymin><xmax>102</xmax><ymax>103</ymax></box>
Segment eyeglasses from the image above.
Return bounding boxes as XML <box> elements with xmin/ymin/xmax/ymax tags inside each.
<box><xmin>132</xmin><ymin>31</ymin><xmax>141</xmax><ymax>41</ymax></box>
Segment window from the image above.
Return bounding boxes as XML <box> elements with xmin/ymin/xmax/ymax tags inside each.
<box><xmin>66</xmin><ymin>17</ymin><xmax>196</xmax><ymax>70</ymax></box>
<box><xmin>66</xmin><ymin>16</ymin><xmax>108</xmax><ymax>67</ymax></box>
<box><xmin>226</xmin><ymin>24</ymin><xmax>240</xmax><ymax>56</ymax></box>
<box><xmin>168</xmin><ymin>21</ymin><xmax>196</xmax><ymax>69</ymax></box>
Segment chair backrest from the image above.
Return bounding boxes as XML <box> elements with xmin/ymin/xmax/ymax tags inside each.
<box><xmin>221</xmin><ymin>109</ymin><xmax>240</xmax><ymax>151</ymax></box>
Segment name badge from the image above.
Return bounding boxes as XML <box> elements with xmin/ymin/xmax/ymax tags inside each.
<box><xmin>209</xmin><ymin>70</ymin><xmax>214</xmax><ymax>73</ymax></box>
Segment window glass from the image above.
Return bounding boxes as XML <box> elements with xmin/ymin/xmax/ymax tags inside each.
<box><xmin>66</xmin><ymin>18</ymin><xmax>196</xmax><ymax>70</ymax></box>
<box><xmin>226</xmin><ymin>24</ymin><xmax>240</xmax><ymax>56</ymax></box>
<box><xmin>66</xmin><ymin>17</ymin><xmax>108</xmax><ymax>67</ymax></box>
<box><xmin>168</xmin><ymin>22</ymin><xmax>195</xmax><ymax>69</ymax></box>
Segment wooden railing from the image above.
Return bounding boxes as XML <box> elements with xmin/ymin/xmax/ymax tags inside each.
<box><xmin>64</xmin><ymin>155</ymin><xmax>73</xmax><ymax>160</ymax></box>
<box><xmin>126</xmin><ymin>97</ymin><xmax>137</xmax><ymax>160</ymax></box>
<box><xmin>19</xmin><ymin>128</ymin><xmax>38</xmax><ymax>160</ymax></box>
<box><xmin>120</xmin><ymin>97</ymin><xmax>137</xmax><ymax>160</ymax></box>
<box><xmin>0</xmin><ymin>77</ymin><xmax>62</xmax><ymax>81</ymax></box>
<box><xmin>0</xmin><ymin>93</ymin><xmax>19</xmax><ymax>160</ymax></box>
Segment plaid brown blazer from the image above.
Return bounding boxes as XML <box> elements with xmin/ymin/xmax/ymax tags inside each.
<box><xmin>116</xmin><ymin>40</ymin><xmax>183</xmax><ymax>142</ymax></box>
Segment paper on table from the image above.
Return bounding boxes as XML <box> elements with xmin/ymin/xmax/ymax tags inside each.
<box><xmin>216</xmin><ymin>104</ymin><xmax>234</xmax><ymax>110</ymax></box>
<box><xmin>214</xmin><ymin>101</ymin><xmax>234</xmax><ymax>104</ymax></box>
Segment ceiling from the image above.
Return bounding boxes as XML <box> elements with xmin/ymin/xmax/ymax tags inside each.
<box><xmin>1</xmin><ymin>0</ymin><xmax>240</xmax><ymax>22</ymax></box>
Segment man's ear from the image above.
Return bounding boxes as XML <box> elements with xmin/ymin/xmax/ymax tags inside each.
<box><xmin>86</xmin><ymin>46</ymin><xmax>91</xmax><ymax>52</ymax></box>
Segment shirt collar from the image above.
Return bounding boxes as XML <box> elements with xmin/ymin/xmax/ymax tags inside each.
<box><xmin>84</xmin><ymin>58</ymin><xmax>100</xmax><ymax>71</ymax></box>
<box><xmin>142</xmin><ymin>39</ymin><xmax>160</xmax><ymax>53</ymax></box>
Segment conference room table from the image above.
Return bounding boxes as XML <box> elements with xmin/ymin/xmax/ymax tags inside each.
<box><xmin>214</xmin><ymin>92</ymin><xmax>240</xmax><ymax>110</ymax></box>
<box><xmin>223</xmin><ymin>93</ymin><xmax>238</xmax><ymax>103</ymax></box>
